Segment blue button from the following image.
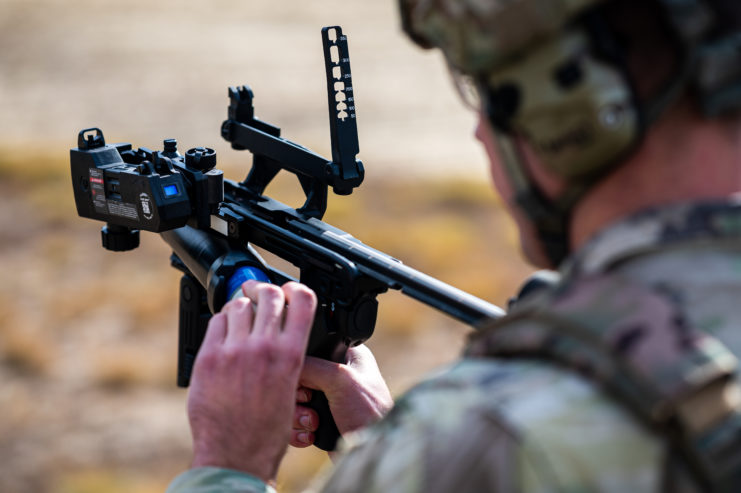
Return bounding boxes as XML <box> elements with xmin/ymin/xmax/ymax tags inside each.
<box><xmin>227</xmin><ymin>266</ymin><xmax>271</xmax><ymax>299</ymax></box>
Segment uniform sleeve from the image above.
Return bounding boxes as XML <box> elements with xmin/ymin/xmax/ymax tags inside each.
<box><xmin>166</xmin><ymin>467</ymin><xmax>276</xmax><ymax>493</ymax></box>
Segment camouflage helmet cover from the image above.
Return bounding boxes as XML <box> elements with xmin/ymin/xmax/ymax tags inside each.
<box><xmin>400</xmin><ymin>0</ymin><xmax>603</xmax><ymax>75</ymax></box>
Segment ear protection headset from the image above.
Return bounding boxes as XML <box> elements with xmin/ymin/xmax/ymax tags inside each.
<box><xmin>482</xmin><ymin>0</ymin><xmax>741</xmax><ymax>265</ymax></box>
<box><xmin>401</xmin><ymin>0</ymin><xmax>741</xmax><ymax>266</ymax></box>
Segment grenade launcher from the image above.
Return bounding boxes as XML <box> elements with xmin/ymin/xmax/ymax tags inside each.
<box><xmin>69</xmin><ymin>26</ymin><xmax>504</xmax><ymax>451</ymax></box>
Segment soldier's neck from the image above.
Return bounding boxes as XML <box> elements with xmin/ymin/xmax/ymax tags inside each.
<box><xmin>569</xmin><ymin>106</ymin><xmax>741</xmax><ymax>252</ymax></box>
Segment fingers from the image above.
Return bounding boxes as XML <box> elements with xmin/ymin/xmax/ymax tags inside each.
<box><xmin>193</xmin><ymin>313</ymin><xmax>228</xmax><ymax>373</ymax></box>
<box><xmin>290</xmin><ymin>392</ymin><xmax>316</xmax><ymax>448</ymax></box>
<box><xmin>281</xmin><ymin>282</ymin><xmax>317</xmax><ymax>345</ymax></box>
<box><xmin>299</xmin><ymin>346</ymin><xmax>393</xmax><ymax>436</ymax></box>
<box><xmin>296</xmin><ymin>387</ymin><xmax>312</xmax><ymax>403</ymax></box>
<box><xmin>200</xmin><ymin>312</ymin><xmax>227</xmax><ymax>352</ymax></box>
<box><xmin>290</xmin><ymin>429</ymin><xmax>314</xmax><ymax>448</ymax></box>
<box><xmin>223</xmin><ymin>297</ymin><xmax>254</xmax><ymax>346</ymax></box>
<box><xmin>299</xmin><ymin>345</ymin><xmax>373</xmax><ymax>393</ymax></box>
<box><xmin>241</xmin><ymin>281</ymin><xmax>285</xmax><ymax>336</ymax></box>
<box><xmin>344</xmin><ymin>344</ymin><xmax>377</xmax><ymax>370</ymax></box>
<box><xmin>240</xmin><ymin>281</ymin><xmax>316</xmax><ymax>341</ymax></box>
<box><xmin>293</xmin><ymin>405</ymin><xmax>318</xmax><ymax>432</ymax></box>
<box><xmin>289</xmin><ymin>404</ymin><xmax>318</xmax><ymax>448</ymax></box>
<box><xmin>299</xmin><ymin>355</ymin><xmax>347</xmax><ymax>394</ymax></box>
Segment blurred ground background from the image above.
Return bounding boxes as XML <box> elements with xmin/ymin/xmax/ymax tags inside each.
<box><xmin>0</xmin><ymin>1</ymin><xmax>534</xmax><ymax>492</ymax></box>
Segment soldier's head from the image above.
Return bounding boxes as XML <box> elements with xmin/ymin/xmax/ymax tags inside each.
<box><xmin>399</xmin><ymin>0</ymin><xmax>741</xmax><ymax>267</ymax></box>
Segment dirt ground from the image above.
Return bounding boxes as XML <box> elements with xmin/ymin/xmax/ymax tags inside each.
<box><xmin>0</xmin><ymin>2</ymin><xmax>534</xmax><ymax>492</ymax></box>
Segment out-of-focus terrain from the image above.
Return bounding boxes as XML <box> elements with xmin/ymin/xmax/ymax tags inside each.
<box><xmin>0</xmin><ymin>1</ymin><xmax>533</xmax><ymax>492</ymax></box>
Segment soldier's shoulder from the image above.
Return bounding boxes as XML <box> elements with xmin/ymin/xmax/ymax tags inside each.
<box><xmin>326</xmin><ymin>357</ymin><xmax>662</xmax><ymax>492</ymax></box>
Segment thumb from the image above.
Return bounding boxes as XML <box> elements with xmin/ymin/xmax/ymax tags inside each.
<box><xmin>299</xmin><ymin>356</ymin><xmax>346</xmax><ymax>396</ymax></box>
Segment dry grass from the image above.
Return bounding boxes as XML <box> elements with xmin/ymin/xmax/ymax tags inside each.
<box><xmin>1</xmin><ymin>325</ymin><xmax>54</xmax><ymax>376</ymax></box>
<box><xmin>91</xmin><ymin>346</ymin><xmax>176</xmax><ymax>391</ymax></box>
<box><xmin>0</xmin><ymin>146</ymin><xmax>69</xmax><ymax>183</ymax></box>
<box><xmin>54</xmin><ymin>470</ymin><xmax>171</xmax><ymax>493</ymax></box>
<box><xmin>0</xmin><ymin>147</ymin><xmax>78</xmax><ymax>224</ymax></box>
<box><xmin>277</xmin><ymin>448</ymin><xmax>330</xmax><ymax>493</ymax></box>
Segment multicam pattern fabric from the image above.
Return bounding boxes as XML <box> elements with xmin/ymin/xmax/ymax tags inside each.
<box><xmin>167</xmin><ymin>197</ymin><xmax>741</xmax><ymax>493</ymax></box>
<box><xmin>399</xmin><ymin>0</ymin><xmax>601</xmax><ymax>73</ymax></box>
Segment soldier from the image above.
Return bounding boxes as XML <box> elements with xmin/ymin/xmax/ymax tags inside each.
<box><xmin>168</xmin><ymin>0</ymin><xmax>741</xmax><ymax>491</ymax></box>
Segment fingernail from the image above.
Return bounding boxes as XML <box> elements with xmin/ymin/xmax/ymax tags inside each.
<box><xmin>298</xmin><ymin>432</ymin><xmax>310</xmax><ymax>444</ymax></box>
<box><xmin>297</xmin><ymin>390</ymin><xmax>309</xmax><ymax>402</ymax></box>
<box><xmin>299</xmin><ymin>414</ymin><xmax>312</xmax><ymax>429</ymax></box>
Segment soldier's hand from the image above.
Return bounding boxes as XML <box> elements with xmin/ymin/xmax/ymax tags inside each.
<box><xmin>290</xmin><ymin>345</ymin><xmax>393</xmax><ymax>449</ymax></box>
<box><xmin>186</xmin><ymin>281</ymin><xmax>316</xmax><ymax>482</ymax></box>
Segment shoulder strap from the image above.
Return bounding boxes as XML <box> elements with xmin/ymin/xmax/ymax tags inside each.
<box><xmin>467</xmin><ymin>275</ymin><xmax>741</xmax><ymax>492</ymax></box>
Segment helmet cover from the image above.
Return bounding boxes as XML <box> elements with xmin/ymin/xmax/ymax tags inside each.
<box><xmin>400</xmin><ymin>0</ymin><xmax>602</xmax><ymax>74</ymax></box>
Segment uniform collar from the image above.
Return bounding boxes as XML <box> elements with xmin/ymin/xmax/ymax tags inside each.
<box><xmin>562</xmin><ymin>195</ymin><xmax>741</xmax><ymax>277</ymax></box>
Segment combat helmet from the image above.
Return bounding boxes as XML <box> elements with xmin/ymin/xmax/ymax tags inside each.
<box><xmin>399</xmin><ymin>0</ymin><xmax>741</xmax><ymax>265</ymax></box>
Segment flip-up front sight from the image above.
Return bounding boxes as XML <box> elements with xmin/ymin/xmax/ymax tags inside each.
<box><xmin>322</xmin><ymin>26</ymin><xmax>361</xmax><ymax>195</ymax></box>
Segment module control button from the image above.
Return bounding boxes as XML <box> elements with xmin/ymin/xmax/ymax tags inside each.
<box><xmin>185</xmin><ymin>147</ymin><xmax>217</xmax><ymax>172</ymax></box>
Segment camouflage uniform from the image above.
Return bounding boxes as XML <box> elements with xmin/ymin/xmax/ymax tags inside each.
<box><xmin>166</xmin><ymin>197</ymin><xmax>741</xmax><ymax>492</ymax></box>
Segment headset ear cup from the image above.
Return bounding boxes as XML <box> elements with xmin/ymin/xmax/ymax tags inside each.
<box><xmin>484</xmin><ymin>30</ymin><xmax>640</xmax><ymax>181</ymax></box>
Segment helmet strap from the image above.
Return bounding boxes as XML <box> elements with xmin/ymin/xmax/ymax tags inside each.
<box><xmin>496</xmin><ymin>134</ymin><xmax>593</xmax><ymax>267</ymax></box>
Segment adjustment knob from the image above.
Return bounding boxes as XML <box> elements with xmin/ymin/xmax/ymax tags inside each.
<box><xmin>185</xmin><ymin>147</ymin><xmax>217</xmax><ymax>172</ymax></box>
<box><xmin>101</xmin><ymin>224</ymin><xmax>140</xmax><ymax>252</ymax></box>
